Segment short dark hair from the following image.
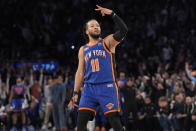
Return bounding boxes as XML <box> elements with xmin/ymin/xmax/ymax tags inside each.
<box><xmin>83</xmin><ymin>19</ymin><xmax>97</xmax><ymax>43</ymax></box>
<box><xmin>158</xmin><ymin>96</ymin><xmax>168</xmax><ymax>102</ymax></box>
<box><xmin>145</xmin><ymin>95</ymin><xmax>151</xmax><ymax>100</ymax></box>
<box><xmin>52</xmin><ymin>72</ymin><xmax>62</xmax><ymax>79</ymax></box>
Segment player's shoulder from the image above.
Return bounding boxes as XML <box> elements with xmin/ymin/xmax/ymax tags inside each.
<box><xmin>78</xmin><ymin>46</ymin><xmax>85</xmax><ymax>58</ymax></box>
<box><xmin>79</xmin><ymin>46</ymin><xmax>84</xmax><ymax>52</ymax></box>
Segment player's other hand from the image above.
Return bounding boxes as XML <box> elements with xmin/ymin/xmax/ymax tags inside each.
<box><xmin>68</xmin><ymin>94</ymin><xmax>78</xmax><ymax>109</ymax></box>
<box><xmin>73</xmin><ymin>94</ymin><xmax>78</xmax><ymax>103</ymax></box>
<box><xmin>95</xmin><ymin>5</ymin><xmax>113</xmax><ymax>16</ymax></box>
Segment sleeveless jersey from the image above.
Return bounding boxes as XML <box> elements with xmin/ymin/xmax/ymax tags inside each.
<box><xmin>13</xmin><ymin>85</ymin><xmax>25</xmax><ymax>98</ymax></box>
<box><xmin>83</xmin><ymin>39</ymin><xmax>116</xmax><ymax>84</ymax></box>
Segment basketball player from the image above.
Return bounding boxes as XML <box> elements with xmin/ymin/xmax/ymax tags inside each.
<box><xmin>69</xmin><ymin>5</ymin><xmax>128</xmax><ymax>131</ymax></box>
<box><xmin>9</xmin><ymin>77</ymin><xmax>27</xmax><ymax>131</ymax></box>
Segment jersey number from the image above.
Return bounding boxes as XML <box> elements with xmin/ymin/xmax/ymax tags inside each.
<box><xmin>91</xmin><ymin>58</ymin><xmax>100</xmax><ymax>72</ymax></box>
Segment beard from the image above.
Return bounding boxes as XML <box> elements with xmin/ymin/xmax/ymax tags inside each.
<box><xmin>89</xmin><ymin>32</ymin><xmax>100</xmax><ymax>39</ymax></box>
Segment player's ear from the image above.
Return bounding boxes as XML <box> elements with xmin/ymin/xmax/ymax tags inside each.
<box><xmin>86</xmin><ymin>29</ymin><xmax>89</xmax><ymax>35</ymax></box>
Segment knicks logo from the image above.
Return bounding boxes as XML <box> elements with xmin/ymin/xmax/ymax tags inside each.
<box><xmin>14</xmin><ymin>87</ymin><xmax>23</xmax><ymax>95</ymax></box>
<box><xmin>106</xmin><ymin>103</ymin><xmax>114</xmax><ymax>110</ymax></box>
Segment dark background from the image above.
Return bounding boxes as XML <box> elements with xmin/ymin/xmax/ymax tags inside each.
<box><xmin>0</xmin><ymin>0</ymin><xmax>196</xmax><ymax>75</ymax></box>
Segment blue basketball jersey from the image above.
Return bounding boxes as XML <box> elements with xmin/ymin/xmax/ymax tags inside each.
<box><xmin>13</xmin><ymin>85</ymin><xmax>25</xmax><ymax>96</ymax></box>
<box><xmin>83</xmin><ymin>39</ymin><xmax>116</xmax><ymax>84</ymax></box>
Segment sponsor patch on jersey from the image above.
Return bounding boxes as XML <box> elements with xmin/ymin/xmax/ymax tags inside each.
<box><xmin>98</xmin><ymin>42</ymin><xmax>102</xmax><ymax>46</ymax></box>
<box><xmin>106</xmin><ymin>103</ymin><xmax>114</xmax><ymax>110</ymax></box>
<box><xmin>107</xmin><ymin>84</ymin><xmax>113</xmax><ymax>87</ymax></box>
<box><xmin>84</xmin><ymin>47</ymin><xmax>89</xmax><ymax>51</ymax></box>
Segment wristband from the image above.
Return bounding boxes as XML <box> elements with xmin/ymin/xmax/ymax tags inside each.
<box><xmin>73</xmin><ymin>91</ymin><xmax>79</xmax><ymax>96</ymax></box>
<box><xmin>111</xmin><ymin>12</ymin><xmax>116</xmax><ymax>18</ymax></box>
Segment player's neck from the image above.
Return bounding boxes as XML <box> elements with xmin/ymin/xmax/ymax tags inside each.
<box><xmin>88</xmin><ymin>37</ymin><xmax>101</xmax><ymax>45</ymax></box>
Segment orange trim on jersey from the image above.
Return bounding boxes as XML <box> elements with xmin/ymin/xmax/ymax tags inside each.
<box><xmin>103</xmin><ymin>40</ymin><xmax>120</xmax><ymax>112</ymax></box>
<box><xmin>13</xmin><ymin>109</ymin><xmax>25</xmax><ymax>112</ymax></box>
<box><xmin>110</xmin><ymin>55</ymin><xmax>116</xmax><ymax>83</ymax></box>
<box><xmin>79</xmin><ymin>107</ymin><xmax>96</xmax><ymax>115</ymax></box>
<box><xmin>104</xmin><ymin>110</ymin><xmax>119</xmax><ymax>115</ymax></box>
<box><xmin>81</xmin><ymin>46</ymin><xmax>86</xmax><ymax>72</ymax></box>
<box><xmin>86</xmin><ymin>40</ymin><xmax>99</xmax><ymax>47</ymax></box>
<box><xmin>81</xmin><ymin>46</ymin><xmax>84</xmax><ymax>58</ymax></box>
<box><xmin>102</xmin><ymin>40</ymin><xmax>114</xmax><ymax>80</ymax></box>
<box><xmin>102</xmin><ymin>39</ymin><xmax>115</xmax><ymax>81</ymax></box>
<box><xmin>114</xmin><ymin>82</ymin><xmax>120</xmax><ymax>112</ymax></box>
<box><xmin>102</xmin><ymin>39</ymin><xmax>111</xmax><ymax>54</ymax></box>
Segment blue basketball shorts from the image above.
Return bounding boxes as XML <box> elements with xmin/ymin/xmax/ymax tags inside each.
<box><xmin>10</xmin><ymin>98</ymin><xmax>24</xmax><ymax>112</ymax></box>
<box><xmin>78</xmin><ymin>82</ymin><xmax>120</xmax><ymax>115</ymax></box>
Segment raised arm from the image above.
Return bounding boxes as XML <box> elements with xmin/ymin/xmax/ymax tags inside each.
<box><xmin>6</xmin><ymin>73</ymin><xmax>10</xmax><ymax>94</ymax></box>
<box><xmin>39</xmin><ymin>69</ymin><xmax>44</xmax><ymax>86</ymax></box>
<box><xmin>29</xmin><ymin>69</ymin><xmax>34</xmax><ymax>86</ymax></box>
<box><xmin>95</xmin><ymin>5</ymin><xmax>128</xmax><ymax>52</ymax></box>
<box><xmin>185</xmin><ymin>62</ymin><xmax>196</xmax><ymax>83</ymax></box>
<box><xmin>9</xmin><ymin>87</ymin><xmax>14</xmax><ymax>104</ymax></box>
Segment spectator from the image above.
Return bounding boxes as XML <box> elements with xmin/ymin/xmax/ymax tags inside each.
<box><xmin>183</xmin><ymin>96</ymin><xmax>196</xmax><ymax>131</ymax></box>
<box><xmin>152</xmin><ymin>82</ymin><xmax>167</xmax><ymax>105</ymax></box>
<box><xmin>137</xmin><ymin>96</ymin><xmax>159</xmax><ymax>131</ymax></box>
<box><xmin>157</xmin><ymin>96</ymin><xmax>179</xmax><ymax>131</ymax></box>
<box><xmin>117</xmin><ymin>71</ymin><xmax>128</xmax><ymax>88</ymax></box>
<box><xmin>51</xmin><ymin>74</ymin><xmax>66</xmax><ymax>130</ymax></box>
<box><xmin>120</xmin><ymin>78</ymin><xmax>137</xmax><ymax>130</ymax></box>
<box><xmin>0</xmin><ymin>100</ymin><xmax>7</xmax><ymax>130</ymax></box>
<box><xmin>191</xmin><ymin>102</ymin><xmax>196</xmax><ymax>131</ymax></box>
<box><xmin>26</xmin><ymin>98</ymin><xmax>41</xmax><ymax>131</ymax></box>
<box><xmin>173</xmin><ymin>93</ymin><xmax>186</xmax><ymax>131</ymax></box>
<box><xmin>9</xmin><ymin>77</ymin><xmax>27</xmax><ymax>131</ymax></box>
<box><xmin>41</xmin><ymin>76</ymin><xmax>53</xmax><ymax>130</ymax></box>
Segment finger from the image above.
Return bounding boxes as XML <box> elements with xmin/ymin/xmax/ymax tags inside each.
<box><xmin>95</xmin><ymin>9</ymin><xmax>101</xmax><ymax>11</ymax></box>
<box><xmin>101</xmin><ymin>11</ymin><xmax>105</xmax><ymax>16</ymax></box>
<box><xmin>96</xmin><ymin>5</ymin><xmax>102</xmax><ymax>8</ymax></box>
<box><xmin>69</xmin><ymin>102</ymin><xmax>74</xmax><ymax>109</ymax></box>
<box><xmin>96</xmin><ymin>5</ymin><xmax>103</xmax><ymax>10</ymax></box>
<box><xmin>72</xmin><ymin>97</ymin><xmax>75</xmax><ymax>101</ymax></box>
<box><xmin>74</xmin><ymin>98</ymin><xmax>77</xmax><ymax>102</ymax></box>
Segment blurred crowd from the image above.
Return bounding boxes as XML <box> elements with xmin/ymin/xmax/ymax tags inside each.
<box><xmin>0</xmin><ymin>0</ymin><xmax>196</xmax><ymax>72</ymax></box>
<box><xmin>1</xmin><ymin>0</ymin><xmax>196</xmax><ymax>131</ymax></box>
<box><xmin>0</xmin><ymin>61</ymin><xmax>196</xmax><ymax>131</ymax></box>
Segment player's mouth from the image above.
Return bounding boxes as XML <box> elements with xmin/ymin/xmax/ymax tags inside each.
<box><xmin>94</xmin><ymin>30</ymin><xmax>99</xmax><ymax>33</ymax></box>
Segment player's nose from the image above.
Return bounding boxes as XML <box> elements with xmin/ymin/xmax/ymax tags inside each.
<box><xmin>94</xmin><ymin>26</ymin><xmax>99</xmax><ymax>29</ymax></box>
